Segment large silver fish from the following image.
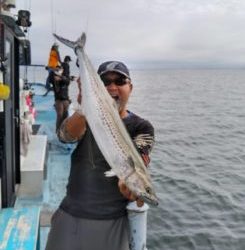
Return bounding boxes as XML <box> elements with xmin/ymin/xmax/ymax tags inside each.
<box><xmin>53</xmin><ymin>33</ymin><xmax>158</xmax><ymax>206</ymax></box>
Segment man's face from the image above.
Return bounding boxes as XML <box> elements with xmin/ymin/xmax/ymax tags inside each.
<box><xmin>101</xmin><ymin>72</ymin><xmax>132</xmax><ymax>112</ymax></box>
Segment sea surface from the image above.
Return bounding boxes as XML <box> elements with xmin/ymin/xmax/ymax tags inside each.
<box><xmin>24</xmin><ymin>67</ymin><xmax>245</xmax><ymax>250</ymax></box>
<box><xmin>129</xmin><ymin>69</ymin><xmax>245</xmax><ymax>250</ymax></box>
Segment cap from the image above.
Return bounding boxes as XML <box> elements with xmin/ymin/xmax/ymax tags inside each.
<box><xmin>97</xmin><ymin>61</ymin><xmax>130</xmax><ymax>79</ymax></box>
<box><xmin>64</xmin><ymin>55</ymin><xmax>72</xmax><ymax>62</ymax></box>
<box><xmin>53</xmin><ymin>42</ymin><xmax>59</xmax><ymax>47</ymax></box>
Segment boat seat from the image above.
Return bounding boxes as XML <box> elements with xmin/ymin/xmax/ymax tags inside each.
<box><xmin>0</xmin><ymin>206</ymin><xmax>40</xmax><ymax>250</ymax></box>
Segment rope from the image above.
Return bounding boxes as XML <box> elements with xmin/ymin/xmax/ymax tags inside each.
<box><xmin>50</xmin><ymin>0</ymin><xmax>56</xmax><ymax>40</ymax></box>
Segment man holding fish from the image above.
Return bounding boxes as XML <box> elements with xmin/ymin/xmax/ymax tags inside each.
<box><xmin>45</xmin><ymin>32</ymin><xmax>157</xmax><ymax>250</ymax></box>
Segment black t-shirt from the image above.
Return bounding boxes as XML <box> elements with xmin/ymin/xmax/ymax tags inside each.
<box><xmin>60</xmin><ymin>111</ymin><xmax>154</xmax><ymax>219</ymax></box>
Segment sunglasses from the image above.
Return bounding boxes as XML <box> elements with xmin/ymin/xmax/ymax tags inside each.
<box><xmin>101</xmin><ymin>76</ymin><xmax>128</xmax><ymax>86</ymax></box>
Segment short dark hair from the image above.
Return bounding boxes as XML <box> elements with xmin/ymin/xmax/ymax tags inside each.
<box><xmin>64</xmin><ymin>55</ymin><xmax>71</xmax><ymax>62</ymax></box>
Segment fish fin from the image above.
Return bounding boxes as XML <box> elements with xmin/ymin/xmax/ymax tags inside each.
<box><xmin>77</xmin><ymin>33</ymin><xmax>86</xmax><ymax>48</ymax></box>
<box><xmin>127</xmin><ymin>156</ymin><xmax>135</xmax><ymax>169</ymax></box>
<box><xmin>53</xmin><ymin>33</ymin><xmax>86</xmax><ymax>53</ymax></box>
<box><xmin>104</xmin><ymin>170</ymin><xmax>116</xmax><ymax>177</ymax></box>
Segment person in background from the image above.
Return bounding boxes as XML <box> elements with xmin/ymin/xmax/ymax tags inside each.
<box><xmin>53</xmin><ymin>55</ymin><xmax>72</xmax><ymax>132</ymax></box>
<box><xmin>43</xmin><ymin>42</ymin><xmax>62</xmax><ymax>96</ymax></box>
<box><xmin>45</xmin><ymin>61</ymin><xmax>155</xmax><ymax>250</ymax></box>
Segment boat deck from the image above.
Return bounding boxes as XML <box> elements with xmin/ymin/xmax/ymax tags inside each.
<box><xmin>15</xmin><ymin>93</ymin><xmax>74</xmax><ymax>249</ymax></box>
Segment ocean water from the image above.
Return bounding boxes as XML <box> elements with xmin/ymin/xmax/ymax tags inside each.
<box><xmin>25</xmin><ymin>67</ymin><xmax>245</xmax><ymax>250</ymax></box>
<box><xmin>129</xmin><ymin>69</ymin><xmax>245</xmax><ymax>250</ymax></box>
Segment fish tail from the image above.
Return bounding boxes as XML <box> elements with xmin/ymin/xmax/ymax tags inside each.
<box><xmin>53</xmin><ymin>32</ymin><xmax>86</xmax><ymax>53</ymax></box>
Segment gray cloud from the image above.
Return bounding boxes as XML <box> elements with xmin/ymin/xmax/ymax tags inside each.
<box><xmin>16</xmin><ymin>0</ymin><xmax>245</xmax><ymax>68</ymax></box>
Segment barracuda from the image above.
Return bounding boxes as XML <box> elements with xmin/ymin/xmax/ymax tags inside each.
<box><xmin>53</xmin><ymin>33</ymin><xmax>158</xmax><ymax>206</ymax></box>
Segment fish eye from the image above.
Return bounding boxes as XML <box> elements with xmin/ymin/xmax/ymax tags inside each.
<box><xmin>146</xmin><ymin>187</ymin><xmax>151</xmax><ymax>194</ymax></box>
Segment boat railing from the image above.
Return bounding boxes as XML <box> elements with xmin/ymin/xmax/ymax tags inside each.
<box><xmin>20</xmin><ymin>64</ymin><xmax>47</xmax><ymax>88</ymax></box>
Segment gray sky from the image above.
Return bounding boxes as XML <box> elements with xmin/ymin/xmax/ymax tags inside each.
<box><xmin>15</xmin><ymin>0</ymin><xmax>245</xmax><ymax>68</ymax></box>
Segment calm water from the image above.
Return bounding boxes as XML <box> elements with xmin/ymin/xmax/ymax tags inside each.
<box><xmin>129</xmin><ymin>69</ymin><xmax>245</xmax><ymax>250</ymax></box>
<box><xmin>28</xmin><ymin>68</ymin><xmax>245</xmax><ymax>250</ymax></box>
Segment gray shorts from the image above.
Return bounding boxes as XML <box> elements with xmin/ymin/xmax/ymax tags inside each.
<box><xmin>45</xmin><ymin>208</ymin><xmax>130</xmax><ymax>250</ymax></box>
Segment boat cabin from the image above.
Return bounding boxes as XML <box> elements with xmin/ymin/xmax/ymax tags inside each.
<box><xmin>0</xmin><ymin>1</ymin><xmax>31</xmax><ymax>208</ymax></box>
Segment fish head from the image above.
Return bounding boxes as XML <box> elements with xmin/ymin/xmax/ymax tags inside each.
<box><xmin>139</xmin><ymin>186</ymin><xmax>159</xmax><ymax>206</ymax></box>
<box><xmin>125</xmin><ymin>171</ymin><xmax>158</xmax><ymax>206</ymax></box>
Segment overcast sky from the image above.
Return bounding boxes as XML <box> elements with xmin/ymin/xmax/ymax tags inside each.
<box><xmin>15</xmin><ymin>0</ymin><xmax>245</xmax><ymax>69</ymax></box>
